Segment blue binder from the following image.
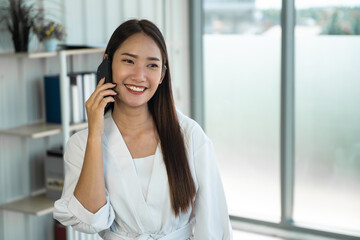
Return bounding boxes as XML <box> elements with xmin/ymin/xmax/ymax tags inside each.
<box><xmin>44</xmin><ymin>75</ymin><xmax>61</xmax><ymax>123</ymax></box>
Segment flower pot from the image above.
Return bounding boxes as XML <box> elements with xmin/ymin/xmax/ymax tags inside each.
<box><xmin>12</xmin><ymin>35</ymin><xmax>29</xmax><ymax>53</ymax></box>
<box><xmin>43</xmin><ymin>39</ymin><xmax>58</xmax><ymax>52</ymax></box>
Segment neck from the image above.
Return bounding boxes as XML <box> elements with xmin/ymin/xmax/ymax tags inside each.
<box><xmin>111</xmin><ymin>103</ymin><xmax>153</xmax><ymax>135</ymax></box>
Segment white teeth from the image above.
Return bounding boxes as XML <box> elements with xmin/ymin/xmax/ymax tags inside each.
<box><xmin>126</xmin><ymin>85</ymin><xmax>145</xmax><ymax>92</ymax></box>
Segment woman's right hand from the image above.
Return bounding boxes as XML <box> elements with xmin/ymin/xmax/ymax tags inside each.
<box><xmin>85</xmin><ymin>78</ymin><xmax>117</xmax><ymax>138</ymax></box>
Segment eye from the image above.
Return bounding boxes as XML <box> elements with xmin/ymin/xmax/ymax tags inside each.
<box><xmin>148</xmin><ymin>63</ymin><xmax>159</xmax><ymax>68</ymax></box>
<box><xmin>122</xmin><ymin>59</ymin><xmax>134</xmax><ymax>64</ymax></box>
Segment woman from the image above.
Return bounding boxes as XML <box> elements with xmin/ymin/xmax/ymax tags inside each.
<box><xmin>54</xmin><ymin>19</ymin><xmax>232</xmax><ymax>240</ymax></box>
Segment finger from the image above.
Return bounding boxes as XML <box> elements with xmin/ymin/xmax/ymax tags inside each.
<box><xmin>95</xmin><ymin>82</ymin><xmax>116</xmax><ymax>93</ymax></box>
<box><xmin>97</xmin><ymin>77</ymin><xmax>105</xmax><ymax>87</ymax></box>
<box><xmin>93</xmin><ymin>89</ymin><xmax>117</xmax><ymax>105</ymax></box>
<box><xmin>101</xmin><ymin>89</ymin><xmax>117</xmax><ymax>97</ymax></box>
<box><xmin>90</xmin><ymin>78</ymin><xmax>106</xmax><ymax>100</ymax></box>
<box><xmin>91</xmin><ymin>83</ymin><xmax>116</xmax><ymax>102</ymax></box>
<box><xmin>99</xmin><ymin>96</ymin><xmax>115</xmax><ymax>109</ymax></box>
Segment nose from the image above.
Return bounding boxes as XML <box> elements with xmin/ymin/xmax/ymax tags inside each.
<box><xmin>131</xmin><ymin>64</ymin><xmax>146</xmax><ymax>82</ymax></box>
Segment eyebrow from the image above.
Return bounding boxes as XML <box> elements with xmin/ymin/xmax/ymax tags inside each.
<box><xmin>121</xmin><ymin>52</ymin><xmax>160</xmax><ymax>61</ymax></box>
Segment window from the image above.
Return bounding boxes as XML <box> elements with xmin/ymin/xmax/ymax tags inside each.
<box><xmin>197</xmin><ymin>0</ymin><xmax>360</xmax><ymax>238</ymax></box>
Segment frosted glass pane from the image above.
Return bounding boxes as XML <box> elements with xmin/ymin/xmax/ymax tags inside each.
<box><xmin>294</xmin><ymin>37</ymin><xmax>360</xmax><ymax>233</ymax></box>
<box><xmin>203</xmin><ymin>34</ymin><xmax>280</xmax><ymax>220</ymax></box>
<box><xmin>294</xmin><ymin>1</ymin><xmax>360</xmax><ymax>233</ymax></box>
<box><xmin>203</xmin><ymin>0</ymin><xmax>282</xmax><ymax>221</ymax></box>
<box><xmin>203</xmin><ymin>0</ymin><xmax>281</xmax><ymax>221</ymax></box>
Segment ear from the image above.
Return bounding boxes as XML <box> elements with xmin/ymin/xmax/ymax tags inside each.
<box><xmin>160</xmin><ymin>66</ymin><xmax>167</xmax><ymax>84</ymax></box>
<box><xmin>104</xmin><ymin>54</ymin><xmax>108</xmax><ymax>60</ymax></box>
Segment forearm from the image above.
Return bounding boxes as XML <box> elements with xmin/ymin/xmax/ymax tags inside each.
<box><xmin>74</xmin><ymin>135</ymin><xmax>106</xmax><ymax>213</ymax></box>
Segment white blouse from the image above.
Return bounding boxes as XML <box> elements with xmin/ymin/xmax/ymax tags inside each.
<box><xmin>133</xmin><ymin>155</ymin><xmax>155</xmax><ymax>201</ymax></box>
<box><xmin>54</xmin><ymin>110</ymin><xmax>233</xmax><ymax>240</ymax></box>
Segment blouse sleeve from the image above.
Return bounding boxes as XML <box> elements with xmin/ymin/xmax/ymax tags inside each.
<box><xmin>192</xmin><ymin>131</ymin><xmax>233</xmax><ymax>239</ymax></box>
<box><xmin>53</xmin><ymin>132</ymin><xmax>115</xmax><ymax>234</ymax></box>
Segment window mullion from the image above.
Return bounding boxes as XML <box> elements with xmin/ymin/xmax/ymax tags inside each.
<box><xmin>280</xmin><ymin>0</ymin><xmax>296</xmax><ymax>225</ymax></box>
<box><xmin>189</xmin><ymin>0</ymin><xmax>205</xmax><ymax>127</ymax></box>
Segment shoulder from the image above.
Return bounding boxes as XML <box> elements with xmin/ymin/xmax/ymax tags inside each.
<box><xmin>176</xmin><ymin>109</ymin><xmax>210</xmax><ymax>149</ymax></box>
<box><xmin>64</xmin><ymin>128</ymin><xmax>88</xmax><ymax>168</ymax></box>
<box><xmin>177</xmin><ymin>109</ymin><xmax>203</xmax><ymax>136</ymax></box>
<box><xmin>67</xmin><ymin>128</ymin><xmax>88</xmax><ymax>149</ymax></box>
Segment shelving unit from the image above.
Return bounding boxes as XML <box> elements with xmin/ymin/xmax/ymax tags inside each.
<box><xmin>0</xmin><ymin>48</ymin><xmax>103</xmax><ymax>216</ymax></box>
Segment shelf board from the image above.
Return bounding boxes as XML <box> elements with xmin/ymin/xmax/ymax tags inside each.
<box><xmin>69</xmin><ymin>121</ymin><xmax>88</xmax><ymax>131</ymax></box>
<box><xmin>0</xmin><ymin>51</ymin><xmax>58</xmax><ymax>59</ymax></box>
<box><xmin>0</xmin><ymin>122</ymin><xmax>61</xmax><ymax>138</ymax></box>
<box><xmin>0</xmin><ymin>48</ymin><xmax>105</xmax><ymax>59</ymax></box>
<box><xmin>0</xmin><ymin>193</ymin><xmax>55</xmax><ymax>216</ymax></box>
<box><xmin>64</xmin><ymin>48</ymin><xmax>105</xmax><ymax>56</ymax></box>
<box><xmin>0</xmin><ymin>122</ymin><xmax>88</xmax><ymax>138</ymax></box>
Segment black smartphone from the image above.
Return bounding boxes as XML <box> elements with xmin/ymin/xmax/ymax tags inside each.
<box><xmin>96</xmin><ymin>56</ymin><xmax>112</xmax><ymax>84</ymax></box>
<box><xmin>96</xmin><ymin>56</ymin><xmax>114</xmax><ymax>113</ymax></box>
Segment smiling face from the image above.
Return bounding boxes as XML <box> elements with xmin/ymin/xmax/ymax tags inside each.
<box><xmin>111</xmin><ymin>32</ymin><xmax>164</xmax><ymax>110</ymax></box>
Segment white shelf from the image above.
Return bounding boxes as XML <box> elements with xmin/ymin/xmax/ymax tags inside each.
<box><xmin>63</xmin><ymin>48</ymin><xmax>105</xmax><ymax>56</ymax></box>
<box><xmin>0</xmin><ymin>51</ymin><xmax>58</xmax><ymax>59</ymax></box>
<box><xmin>0</xmin><ymin>193</ymin><xmax>55</xmax><ymax>216</ymax></box>
<box><xmin>0</xmin><ymin>48</ymin><xmax>105</xmax><ymax>59</ymax></box>
<box><xmin>0</xmin><ymin>122</ymin><xmax>88</xmax><ymax>139</ymax></box>
<box><xmin>69</xmin><ymin>121</ymin><xmax>88</xmax><ymax>132</ymax></box>
<box><xmin>0</xmin><ymin>122</ymin><xmax>61</xmax><ymax>138</ymax></box>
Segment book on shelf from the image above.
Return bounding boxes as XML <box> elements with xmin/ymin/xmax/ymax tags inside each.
<box><xmin>44</xmin><ymin>75</ymin><xmax>62</xmax><ymax>123</ymax></box>
<box><xmin>82</xmin><ymin>72</ymin><xmax>97</xmax><ymax>121</ymax></box>
<box><xmin>45</xmin><ymin>146</ymin><xmax>64</xmax><ymax>200</ymax></box>
<box><xmin>55</xmin><ymin>220</ymin><xmax>67</xmax><ymax>240</ymax></box>
<box><xmin>44</xmin><ymin>72</ymin><xmax>97</xmax><ymax>125</ymax></box>
<box><xmin>69</xmin><ymin>73</ymin><xmax>84</xmax><ymax>123</ymax></box>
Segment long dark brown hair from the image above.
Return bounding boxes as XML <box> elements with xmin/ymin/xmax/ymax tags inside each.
<box><xmin>104</xmin><ymin>19</ymin><xmax>196</xmax><ymax>216</ymax></box>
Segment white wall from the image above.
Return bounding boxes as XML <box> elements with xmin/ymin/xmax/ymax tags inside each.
<box><xmin>0</xmin><ymin>0</ymin><xmax>190</xmax><ymax>239</ymax></box>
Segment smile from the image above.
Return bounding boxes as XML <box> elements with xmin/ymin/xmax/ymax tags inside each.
<box><xmin>125</xmin><ymin>84</ymin><xmax>146</xmax><ymax>92</ymax></box>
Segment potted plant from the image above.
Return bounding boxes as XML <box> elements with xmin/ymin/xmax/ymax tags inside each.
<box><xmin>0</xmin><ymin>0</ymin><xmax>41</xmax><ymax>52</ymax></box>
<box><xmin>34</xmin><ymin>21</ymin><xmax>66</xmax><ymax>52</ymax></box>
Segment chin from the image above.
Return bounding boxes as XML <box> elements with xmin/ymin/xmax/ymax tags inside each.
<box><xmin>116</xmin><ymin>101</ymin><xmax>148</xmax><ymax>109</ymax></box>
<box><xmin>114</xmin><ymin>93</ymin><xmax>152</xmax><ymax>108</ymax></box>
